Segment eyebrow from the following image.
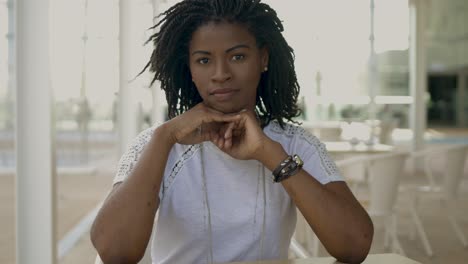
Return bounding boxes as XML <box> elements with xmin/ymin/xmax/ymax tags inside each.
<box><xmin>191</xmin><ymin>44</ymin><xmax>251</xmax><ymax>56</ymax></box>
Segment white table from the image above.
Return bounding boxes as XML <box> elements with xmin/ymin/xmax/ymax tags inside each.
<box><xmin>227</xmin><ymin>254</ymin><xmax>421</xmax><ymax>264</ymax></box>
<box><xmin>324</xmin><ymin>141</ymin><xmax>394</xmax><ymax>153</ymax></box>
<box><xmin>324</xmin><ymin>141</ymin><xmax>394</xmax><ymax>160</ymax></box>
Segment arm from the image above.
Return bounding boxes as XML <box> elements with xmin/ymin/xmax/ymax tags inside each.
<box><xmin>90</xmin><ymin>124</ymin><xmax>174</xmax><ymax>263</ymax></box>
<box><xmin>90</xmin><ymin>103</ymin><xmax>241</xmax><ymax>263</ymax></box>
<box><xmin>214</xmin><ymin>111</ymin><xmax>373</xmax><ymax>264</ymax></box>
<box><xmin>257</xmin><ymin>140</ymin><xmax>373</xmax><ymax>264</ymax></box>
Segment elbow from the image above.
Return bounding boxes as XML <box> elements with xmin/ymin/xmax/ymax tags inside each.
<box><xmin>336</xmin><ymin>253</ymin><xmax>369</xmax><ymax>264</ymax></box>
<box><xmin>334</xmin><ymin>244</ymin><xmax>372</xmax><ymax>264</ymax></box>
<box><xmin>334</xmin><ymin>222</ymin><xmax>374</xmax><ymax>263</ymax></box>
<box><xmin>92</xmin><ymin>240</ymin><xmax>143</xmax><ymax>264</ymax></box>
<box><xmin>90</xmin><ymin>225</ymin><xmax>143</xmax><ymax>264</ymax></box>
<box><xmin>95</xmin><ymin>254</ymin><xmax>141</xmax><ymax>264</ymax></box>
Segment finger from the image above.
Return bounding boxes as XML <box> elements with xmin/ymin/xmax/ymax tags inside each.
<box><xmin>201</xmin><ymin>125</ymin><xmax>213</xmax><ymax>142</ymax></box>
<box><xmin>223</xmin><ymin>122</ymin><xmax>235</xmax><ymax>149</ymax></box>
<box><xmin>217</xmin><ymin>135</ymin><xmax>224</xmax><ymax>149</ymax></box>
<box><xmin>232</xmin><ymin>115</ymin><xmax>246</xmax><ymax>131</ymax></box>
<box><xmin>211</xmin><ymin>132</ymin><xmax>218</xmax><ymax>145</ymax></box>
<box><xmin>232</xmin><ymin>129</ymin><xmax>242</xmax><ymax>137</ymax></box>
<box><xmin>224</xmin><ymin>122</ymin><xmax>235</xmax><ymax>139</ymax></box>
<box><xmin>224</xmin><ymin>137</ymin><xmax>231</xmax><ymax>150</ymax></box>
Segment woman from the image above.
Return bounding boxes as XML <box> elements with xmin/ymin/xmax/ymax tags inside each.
<box><xmin>91</xmin><ymin>0</ymin><xmax>373</xmax><ymax>263</ymax></box>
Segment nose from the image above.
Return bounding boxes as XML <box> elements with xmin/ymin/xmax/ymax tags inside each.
<box><xmin>211</xmin><ymin>60</ymin><xmax>231</xmax><ymax>83</ymax></box>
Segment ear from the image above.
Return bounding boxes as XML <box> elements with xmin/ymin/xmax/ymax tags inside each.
<box><xmin>260</xmin><ymin>47</ymin><xmax>269</xmax><ymax>70</ymax></box>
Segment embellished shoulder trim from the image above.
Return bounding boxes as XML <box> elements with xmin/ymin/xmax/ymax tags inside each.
<box><xmin>115</xmin><ymin>126</ymin><xmax>156</xmax><ymax>183</ymax></box>
<box><xmin>268</xmin><ymin>120</ymin><xmax>302</xmax><ymax>137</ymax></box>
<box><xmin>268</xmin><ymin>121</ymin><xmax>340</xmax><ymax>177</ymax></box>
<box><xmin>161</xmin><ymin>144</ymin><xmax>201</xmax><ymax>198</ymax></box>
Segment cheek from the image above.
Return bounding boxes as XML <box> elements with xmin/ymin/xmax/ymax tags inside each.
<box><xmin>192</xmin><ymin>80</ymin><xmax>206</xmax><ymax>99</ymax></box>
<box><xmin>235</xmin><ymin>66</ymin><xmax>262</xmax><ymax>88</ymax></box>
<box><xmin>190</xmin><ymin>69</ymin><xmax>208</xmax><ymax>94</ymax></box>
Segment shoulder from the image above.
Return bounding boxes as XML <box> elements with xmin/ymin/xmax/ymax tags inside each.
<box><xmin>265</xmin><ymin>120</ymin><xmax>323</xmax><ymax>152</ymax></box>
<box><xmin>266</xmin><ymin>121</ymin><xmax>343</xmax><ymax>184</ymax></box>
<box><xmin>114</xmin><ymin>122</ymin><xmax>197</xmax><ymax>184</ymax></box>
<box><xmin>122</xmin><ymin>122</ymin><xmax>193</xmax><ymax>156</ymax></box>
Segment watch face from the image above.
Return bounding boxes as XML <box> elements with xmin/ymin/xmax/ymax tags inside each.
<box><xmin>293</xmin><ymin>155</ymin><xmax>304</xmax><ymax>166</ymax></box>
<box><xmin>274</xmin><ymin>155</ymin><xmax>304</xmax><ymax>182</ymax></box>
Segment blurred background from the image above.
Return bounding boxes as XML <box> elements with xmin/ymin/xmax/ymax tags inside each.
<box><xmin>1</xmin><ymin>0</ymin><xmax>468</xmax><ymax>263</ymax></box>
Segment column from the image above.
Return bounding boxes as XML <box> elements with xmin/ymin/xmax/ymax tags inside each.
<box><xmin>6</xmin><ymin>0</ymin><xmax>15</xmax><ymax>130</ymax></box>
<box><xmin>368</xmin><ymin>0</ymin><xmax>378</xmax><ymax>144</ymax></box>
<box><xmin>151</xmin><ymin>0</ymin><xmax>167</xmax><ymax>125</ymax></box>
<box><xmin>119</xmin><ymin>0</ymin><xmax>139</xmax><ymax>155</ymax></box>
<box><xmin>409</xmin><ymin>0</ymin><xmax>428</xmax><ymax>156</ymax></box>
<box><xmin>457</xmin><ymin>71</ymin><xmax>467</xmax><ymax>127</ymax></box>
<box><xmin>16</xmin><ymin>0</ymin><xmax>57</xmax><ymax>263</ymax></box>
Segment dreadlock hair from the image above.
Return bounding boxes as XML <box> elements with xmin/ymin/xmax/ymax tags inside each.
<box><xmin>141</xmin><ymin>0</ymin><xmax>301</xmax><ymax>128</ymax></box>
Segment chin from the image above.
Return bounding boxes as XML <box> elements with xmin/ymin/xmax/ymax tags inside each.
<box><xmin>218</xmin><ymin>107</ymin><xmax>243</xmax><ymax>114</ymax></box>
<box><xmin>209</xmin><ymin>103</ymin><xmax>245</xmax><ymax>114</ymax></box>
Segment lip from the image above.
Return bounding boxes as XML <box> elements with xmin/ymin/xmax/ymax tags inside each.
<box><xmin>209</xmin><ymin>88</ymin><xmax>237</xmax><ymax>95</ymax></box>
<box><xmin>209</xmin><ymin>88</ymin><xmax>239</xmax><ymax>101</ymax></box>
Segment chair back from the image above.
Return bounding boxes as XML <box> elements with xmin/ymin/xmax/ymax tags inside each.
<box><xmin>367</xmin><ymin>152</ymin><xmax>408</xmax><ymax>216</ymax></box>
<box><xmin>335</xmin><ymin>156</ymin><xmax>369</xmax><ymax>195</ymax></box>
<box><xmin>336</xmin><ymin>157</ymin><xmax>368</xmax><ymax>182</ymax></box>
<box><xmin>443</xmin><ymin>145</ymin><xmax>468</xmax><ymax>199</ymax></box>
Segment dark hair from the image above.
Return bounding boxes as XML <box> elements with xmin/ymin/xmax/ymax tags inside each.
<box><xmin>142</xmin><ymin>0</ymin><xmax>301</xmax><ymax>128</ymax></box>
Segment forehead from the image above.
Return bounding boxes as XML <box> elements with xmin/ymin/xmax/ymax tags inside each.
<box><xmin>189</xmin><ymin>21</ymin><xmax>257</xmax><ymax>51</ymax></box>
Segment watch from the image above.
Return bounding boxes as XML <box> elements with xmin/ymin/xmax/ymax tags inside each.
<box><xmin>272</xmin><ymin>154</ymin><xmax>304</xmax><ymax>182</ymax></box>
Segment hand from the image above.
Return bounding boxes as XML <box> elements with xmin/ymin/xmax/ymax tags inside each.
<box><xmin>166</xmin><ymin>103</ymin><xmax>241</xmax><ymax>145</ymax></box>
<box><xmin>211</xmin><ymin>110</ymin><xmax>270</xmax><ymax>160</ymax></box>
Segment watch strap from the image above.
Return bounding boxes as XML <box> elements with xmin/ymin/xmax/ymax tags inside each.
<box><xmin>272</xmin><ymin>154</ymin><xmax>304</xmax><ymax>182</ymax></box>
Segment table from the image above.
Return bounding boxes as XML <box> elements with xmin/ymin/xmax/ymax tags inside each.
<box><xmin>324</xmin><ymin>141</ymin><xmax>394</xmax><ymax>154</ymax></box>
<box><xmin>226</xmin><ymin>254</ymin><xmax>421</xmax><ymax>264</ymax></box>
<box><xmin>323</xmin><ymin>141</ymin><xmax>395</xmax><ymax>161</ymax></box>
<box><xmin>302</xmin><ymin>121</ymin><xmax>344</xmax><ymax>142</ymax></box>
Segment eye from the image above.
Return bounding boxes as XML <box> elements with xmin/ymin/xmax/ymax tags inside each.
<box><xmin>197</xmin><ymin>58</ymin><xmax>210</xmax><ymax>65</ymax></box>
<box><xmin>232</xmin><ymin>54</ymin><xmax>245</xmax><ymax>61</ymax></box>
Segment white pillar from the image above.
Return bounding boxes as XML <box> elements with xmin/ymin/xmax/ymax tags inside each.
<box><xmin>16</xmin><ymin>0</ymin><xmax>57</xmax><ymax>263</ymax></box>
<box><xmin>119</xmin><ymin>0</ymin><xmax>139</xmax><ymax>155</ymax></box>
<box><xmin>151</xmin><ymin>0</ymin><xmax>167</xmax><ymax>125</ymax></box>
<box><xmin>456</xmin><ymin>71</ymin><xmax>466</xmax><ymax>127</ymax></box>
<box><xmin>6</xmin><ymin>0</ymin><xmax>15</xmax><ymax>130</ymax></box>
<box><xmin>367</xmin><ymin>0</ymin><xmax>378</xmax><ymax>144</ymax></box>
<box><xmin>409</xmin><ymin>0</ymin><xmax>427</xmax><ymax>155</ymax></box>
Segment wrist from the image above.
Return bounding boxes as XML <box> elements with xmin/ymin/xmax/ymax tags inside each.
<box><xmin>154</xmin><ymin>122</ymin><xmax>177</xmax><ymax>148</ymax></box>
<box><xmin>256</xmin><ymin>139</ymin><xmax>288</xmax><ymax>172</ymax></box>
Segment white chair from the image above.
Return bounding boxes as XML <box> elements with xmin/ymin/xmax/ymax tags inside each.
<box><xmin>289</xmin><ymin>236</ymin><xmax>312</xmax><ymax>258</ymax></box>
<box><xmin>399</xmin><ymin>147</ymin><xmax>444</xmax><ymax>257</ymax></box>
<box><xmin>408</xmin><ymin>145</ymin><xmax>468</xmax><ymax>256</ymax></box>
<box><xmin>295</xmin><ymin>152</ymin><xmax>408</xmax><ymax>256</ymax></box>
<box><xmin>365</xmin><ymin>152</ymin><xmax>409</xmax><ymax>255</ymax></box>
<box><xmin>335</xmin><ymin>156</ymin><xmax>370</xmax><ymax>195</ymax></box>
<box><xmin>293</xmin><ymin>208</ymin><xmax>320</xmax><ymax>257</ymax></box>
<box><xmin>296</xmin><ymin>156</ymin><xmax>370</xmax><ymax>257</ymax></box>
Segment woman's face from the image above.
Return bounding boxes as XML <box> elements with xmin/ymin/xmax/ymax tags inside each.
<box><xmin>189</xmin><ymin>21</ymin><xmax>268</xmax><ymax>114</ymax></box>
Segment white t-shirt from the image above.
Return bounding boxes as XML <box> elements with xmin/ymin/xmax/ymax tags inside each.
<box><xmin>113</xmin><ymin>121</ymin><xmax>343</xmax><ymax>264</ymax></box>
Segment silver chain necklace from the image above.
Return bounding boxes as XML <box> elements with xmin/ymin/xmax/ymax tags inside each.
<box><xmin>199</xmin><ymin>143</ymin><xmax>267</xmax><ymax>264</ymax></box>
